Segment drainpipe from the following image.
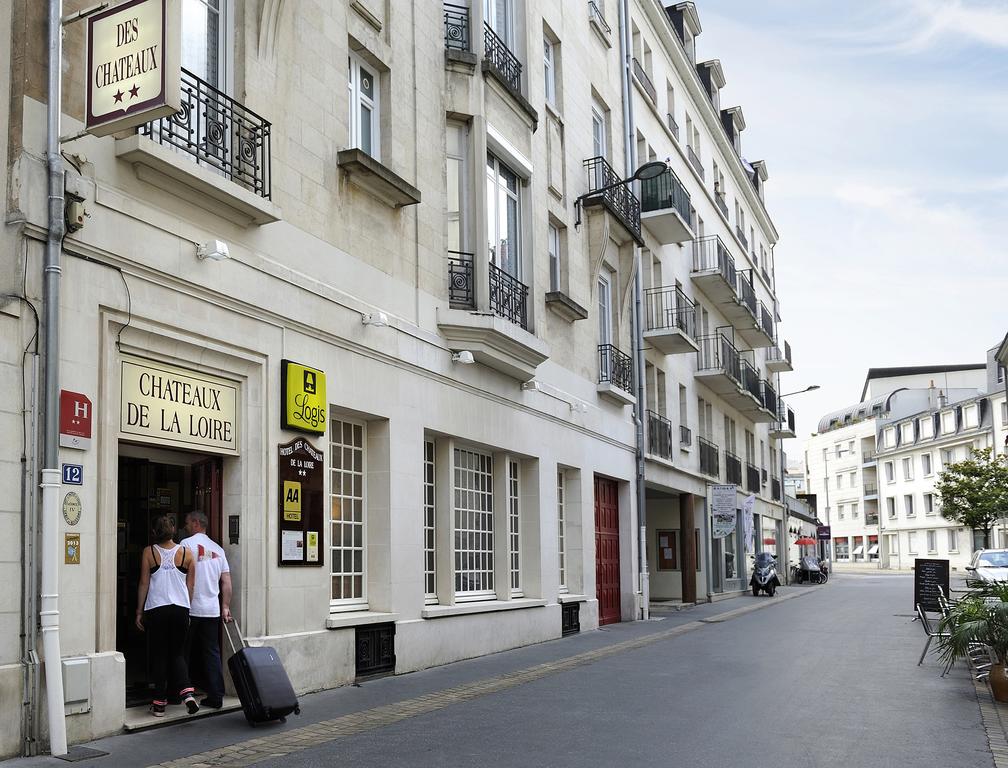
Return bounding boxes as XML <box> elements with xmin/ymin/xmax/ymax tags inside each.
<box><xmin>618</xmin><ymin>0</ymin><xmax>648</xmax><ymax>620</ymax></box>
<box><xmin>42</xmin><ymin>0</ymin><xmax>68</xmax><ymax>756</ymax></box>
<box><xmin>21</xmin><ymin>350</ymin><xmax>40</xmax><ymax>755</ymax></box>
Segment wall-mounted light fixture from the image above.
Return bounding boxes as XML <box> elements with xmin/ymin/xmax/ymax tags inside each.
<box><xmin>361</xmin><ymin>311</ymin><xmax>389</xmax><ymax>327</ymax></box>
<box><xmin>196</xmin><ymin>239</ymin><xmax>230</xmax><ymax>261</ymax></box>
<box><xmin>451</xmin><ymin>351</ymin><xmax>475</xmax><ymax>365</ymax></box>
<box><xmin>521</xmin><ymin>380</ymin><xmax>541</xmax><ymax>392</ymax></box>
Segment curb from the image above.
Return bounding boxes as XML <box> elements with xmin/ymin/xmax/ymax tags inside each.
<box><xmin>699</xmin><ymin>586</ymin><xmax>819</xmax><ymax>623</ymax></box>
<box><xmin>974</xmin><ymin>676</ymin><xmax>1008</xmax><ymax>767</ymax></box>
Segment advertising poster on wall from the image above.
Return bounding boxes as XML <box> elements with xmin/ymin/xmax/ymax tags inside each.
<box><xmin>711</xmin><ymin>484</ymin><xmax>737</xmax><ymax>539</ymax></box>
<box><xmin>742</xmin><ymin>494</ymin><xmax>756</xmax><ymax>552</ymax></box>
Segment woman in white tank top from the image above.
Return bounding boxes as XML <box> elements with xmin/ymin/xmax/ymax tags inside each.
<box><xmin>135</xmin><ymin>514</ymin><xmax>199</xmax><ymax>717</ymax></box>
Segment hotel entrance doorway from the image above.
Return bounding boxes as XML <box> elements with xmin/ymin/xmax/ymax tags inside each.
<box><xmin>116</xmin><ymin>444</ymin><xmax>222</xmax><ymax>707</ymax></box>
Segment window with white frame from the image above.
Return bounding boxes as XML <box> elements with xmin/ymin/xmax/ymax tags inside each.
<box><xmin>453</xmin><ymin>447</ymin><xmax>495</xmax><ymax>598</ymax></box>
<box><xmin>884</xmin><ymin>461</ymin><xmax>895</xmax><ymax>483</ymax></box>
<box><xmin>445</xmin><ymin>120</ymin><xmax>470</xmax><ymax>253</ymax></box>
<box><xmin>508</xmin><ymin>460</ymin><xmax>521</xmax><ymax>596</ymax></box>
<box><xmin>557</xmin><ymin>470</ymin><xmax>567</xmax><ymax>592</ymax></box>
<box><xmin>902</xmin><ymin>457</ymin><xmax>913</xmax><ymax>481</ymax></box>
<box><xmin>900</xmin><ymin>422</ymin><xmax>914</xmax><ymax>444</ymax></box>
<box><xmin>837</xmin><ymin>504</ymin><xmax>845</xmax><ymax>520</ymax></box>
<box><xmin>1001</xmin><ymin>401</ymin><xmax>1007</xmax><ymax>426</ymax></box>
<box><xmin>484</xmin><ymin>0</ymin><xmax>515</xmax><ymax>47</ymax></box>
<box><xmin>486</xmin><ymin>153</ymin><xmax>521</xmax><ymax>279</ymax></box>
<box><xmin>948</xmin><ymin>528</ymin><xmax>959</xmax><ymax>553</ymax></box>
<box><xmin>836</xmin><ymin>474</ymin><xmax>843</xmax><ymax>489</ymax></box>
<box><xmin>924</xmin><ymin>492</ymin><xmax>935</xmax><ymax>516</ymax></box>
<box><xmin>941</xmin><ymin>410</ymin><xmax>955</xmax><ymax>433</ymax></box>
<box><xmin>887</xmin><ymin>497</ymin><xmax>896</xmax><ymax>519</ymax></box>
<box><xmin>904</xmin><ymin>493</ymin><xmax>915</xmax><ymax>517</ymax></box>
<box><xmin>927</xmin><ymin>529</ymin><xmax>937</xmax><ymax>553</ymax></box>
<box><xmin>851</xmin><ymin>502</ymin><xmax>859</xmax><ymax>519</ymax></box>
<box><xmin>330</xmin><ymin>419</ymin><xmax>366</xmax><ymax>607</ymax></box>
<box><xmin>597</xmin><ymin>272</ymin><xmax>613</xmax><ymax>346</ymax></box>
<box><xmin>964</xmin><ymin>404</ymin><xmax>979</xmax><ymax>428</ymax></box>
<box><xmin>348</xmin><ymin>52</ymin><xmax>379</xmax><ymax>159</ymax></box>
<box><xmin>941</xmin><ymin>447</ymin><xmax>954</xmax><ymax>466</ymax></box>
<box><xmin>548</xmin><ymin>222</ymin><xmax>561</xmax><ymax>292</ymax></box>
<box><xmin>921</xmin><ymin>453</ymin><xmax>932</xmax><ymax>476</ymax></box>
<box><xmin>849</xmin><ymin>471</ymin><xmax>856</xmax><ymax>488</ymax></box>
<box><xmin>543</xmin><ymin>36</ymin><xmax>557</xmax><ymax>105</ymax></box>
<box><xmin>908</xmin><ymin>531</ymin><xmax>918</xmax><ymax>554</ymax></box>
<box><xmin>423</xmin><ymin>440</ymin><xmax>436</xmax><ymax>602</ymax></box>
<box><xmin>591</xmin><ymin>99</ymin><xmax>607</xmax><ymax>160</ymax></box>
<box><xmin>182</xmin><ymin>0</ymin><xmax>229</xmax><ymax>89</ymax></box>
<box><xmin>884</xmin><ymin>427</ymin><xmax>896</xmax><ymax>448</ymax></box>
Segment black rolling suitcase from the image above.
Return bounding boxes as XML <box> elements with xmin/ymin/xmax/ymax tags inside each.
<box><xmin>225</xmin><ymin>620</ymin><xmax>300</xmax><ymax>726</ymax></box>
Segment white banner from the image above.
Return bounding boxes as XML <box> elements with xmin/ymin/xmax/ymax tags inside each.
<box><xmin>711</xmin><ymin>484</ymin><xmax>737</xmax><ymax>539</ymax></box>
<box><xmin>742</xmin><ymin>494</ymin><xmax>756</xmax><ymax>552</ymax></box>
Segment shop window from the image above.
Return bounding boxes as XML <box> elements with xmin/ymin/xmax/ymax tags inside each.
<box><xmin>454</xmin><ymin>447</ymin><xmax>495</xmax><ymax>599</ymax></box>
<box><xmin>331</xmin><ymin>419</ymin><xmax>367</xmax><ymax>609</ymax></box>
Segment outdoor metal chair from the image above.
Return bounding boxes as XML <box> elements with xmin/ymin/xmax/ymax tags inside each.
<box><xmin>917</xmin><ymin>603</ymin><xmax>950</xmax><ymax>670</ymax></box>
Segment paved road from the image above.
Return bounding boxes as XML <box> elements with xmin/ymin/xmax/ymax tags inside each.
<box><xmin>8</xmin><ymin>574</ymin><xmax>994</xmax><ymax>768</ymax></box>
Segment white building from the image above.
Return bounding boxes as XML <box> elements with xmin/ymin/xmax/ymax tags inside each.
<box><xmin>805</xmin><ymin>362</ymin><xmax>999</xmax><ymax>571</ymax></box>
<box><xmin>0</xmin><ymin>0</ymin><xmax>793</xmax><ymax>756</ymax></box>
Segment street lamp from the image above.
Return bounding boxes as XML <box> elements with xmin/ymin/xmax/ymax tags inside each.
<box><xmin>780</xmin><ymin>384</ymin><xmax>820</xmax><ymax>397</ymax></box>
<box><xmin>573</xmin><ymin>160</ymin><xmax>669</xmax><ymax>228</ymax></box>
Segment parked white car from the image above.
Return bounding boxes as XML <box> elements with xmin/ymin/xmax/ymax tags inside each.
<box><xmin>966</xmin><ymin>549</ymin><xmax>1008</xmax><ymax>583</ymax></box>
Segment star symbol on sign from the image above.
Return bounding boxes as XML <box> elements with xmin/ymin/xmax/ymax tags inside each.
<box><xmin>128</xmin><ymin>83</ymin><xmax>139</xmax><ymax>99</ymax></box>
<box><xmin>113</xmin><ymin>90</ymin><xmax>124</xmax><ymax>103</ymax></box>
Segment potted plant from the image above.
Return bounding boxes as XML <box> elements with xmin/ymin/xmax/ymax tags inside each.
<box><xmin>938</xmin><ymin>582</ymin><xmax>1008</xmax><ymax>702</ymax></box>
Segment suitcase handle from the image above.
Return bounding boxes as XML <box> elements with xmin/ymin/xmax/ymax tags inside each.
<box><xmin>223</xmin><ymin>618</ymin><xmax>248</xmax><ymax>655</ymax></box>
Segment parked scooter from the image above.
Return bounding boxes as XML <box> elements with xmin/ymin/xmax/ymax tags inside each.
<box><xmin>750</xmin><ymin>551</ymin><xmax>780</xmax><ymax>596</ymax></box>
<box><xmin>792</xmin><ymin>555</ymin><xmax>828</xmax><ymax>584</ymax></box>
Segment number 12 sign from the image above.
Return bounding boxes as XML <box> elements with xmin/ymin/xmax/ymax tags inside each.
<box><xmin>62</xmin><ymin>464</ymin><xmax>84</xmax><ymax>485</ymax></box>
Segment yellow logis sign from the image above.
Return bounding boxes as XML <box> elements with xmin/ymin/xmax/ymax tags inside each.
<box><xmin>282</xmin><ymin>360</ymin><xmax>326</xmax><ymax>435</ymax></box>
<box><xmin>120</xmin><ymin>357</ymin><xmax>239</xmax><ymax>455</ymax></box>
<box><xmin>86</xmin><ymin>0</ymin><xmax>181</xmax><ymax>136</ymax></box>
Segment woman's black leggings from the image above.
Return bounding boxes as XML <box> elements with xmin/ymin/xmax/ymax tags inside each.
<box><xmin>144</xmin><ymin>604</ymin><xmax>193</xmax><ymax>703</ymax></box>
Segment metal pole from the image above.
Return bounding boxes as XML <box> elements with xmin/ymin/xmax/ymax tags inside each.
<box><xmin>42</xmin><ymin>0</ymin><xmax>67</xmax><ymax>755</ymax></box>
<box><xmin>617</xmin><ymin>0</ymin><xmax>648</xmax><ymax>620</ymax></box>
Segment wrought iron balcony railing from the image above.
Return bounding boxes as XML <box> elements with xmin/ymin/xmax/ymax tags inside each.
<box><xmin>862</xmin><ymin>449</ymin><xmax>876</xmax><ymax>463</ymax></box>
<box><xmin>632</xmin><ymin>57</ymin><xmax>657</xmax><ymax>103</ymax></box>
<box><xmin>736</xmin><ymin>271</ymin><xmax>757</xmax><ymax>318</ymax></box>
<box><xmin>667</xmin><ymin>112</ymin><xmax>679</xmax><ymax>141</ymax></box>
<box><xmin>725</xmin><ymin>450</ymin><xmax>742</xmax><ymax>485</ymax></box>
<box><xmin>647</xmin><ymin>410</ymin><xmax>674</xmax><ymax>461</ymax></box>
<box><xmin>680</xmin><ymin>424</ymin><xmax>692</xmax><ymax>446</ymax></box>
<box><xmin>489</xmin><ymin>262</ymin><xmax>529</xmax><ymax>329</ymax></box>
<box><xmin>484</xmin><ymin>23</ymin><xmax>522</xmax><ymax>93</ymax></box>
<box><xmin>863</xmin><ymin>483</ymin><xmax>879</xmax><ymax>496</ymax></box>
<box><xmin>775</xmin><ymin>402</ymin><xmax>796</xmax><ymax>434</ymax></box>
<box><xmin>740</xmin><ymin>358</ymin><xmax>761</xmax><ymax>401</ymax></box>
<box><xmin>735</xmin><ymin>225</ymin><xmax>749</xmax><ymax>250</ymax></box>
<box><xmin>140</xmin><ymin>67</ymin><xmax>271</xmax><ymax>199</ymax></box>
<box><xmin>583</xmin><ymin>155</ymin><xmax>642</xmax><ymax>239</ymax></box>
<box><xmin>759</xmin><ymin>302</ymin><xmax>775</xmax><ymax>338</ymax></box>
<box><xmin>448</xmin><ymin>250</ymin><xmax>475</xmax><ymax>309</ymax></box>
<box><xmin>768</xmin><ymin>339</ymin><xmax>792</xmax><ymax>367</ymax></box>
<box><xmin>692</xmin><ymin>236</ymin><xmax>736</xmax><ymax>289</ymax></box>
<box><xmin>699</xmin><ymin>437</ymin><xmax>720</xmax><ymax>478</ymax></box>
<box><xmin>714</xmin><ymin>192</ymin><xmax>729</xmax><ymax>219</ymax></box>
<box><xmin>599</xmin><ymin>343</ymin><xmax>633</xmax><ymax>392</ymax></box>
<box><xmin>643</xmin><ymin>285</ymin><xmax>696</xmax><ymax>339</ymax></box>
<box><xmin>746</xmin><ymin>463</ymin><xmax>760</xmax><ymax>493</ymax></box>
<box><xmin>444</xmin><ymin>2</ymin><xmax>470</xmax><ymax>51</ymax></box>
<box><xmin>640</xmin><ymin>168</ymin><xmax>691</xmax><ymax>224</ymax></box>
<box><xmin>588</xmin><ymin>0</ymin><xmax>612</xmax><ymax>35</ymax></box>
<box><xmin>697</xmin><ymin>332</ymin><xmax>741</xmax><ymax>383</ymax></box>
<box><xmin>761</xmin><ymin>379</ymin><xmax>778</xmax><ymax>415</ymax></box>
<box><xmin>771</xmin><ymin>477</ymin><xmax>782</xmax><ymax>501</ymax></box>
<box><xmin>686</xmin><ymin>144</ymin><xmax>704</xmax><ymax>179</ymax></box>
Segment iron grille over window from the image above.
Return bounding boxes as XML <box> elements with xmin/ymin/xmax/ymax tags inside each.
<box><xmin>640</xmin><ymin>168</ymin><xmax>691</xmax><ymax>224</ymax></box>
<box><xmin>643</xmin><ymin>285</ymin><xmax>696</xmax><ymax>339</ymax></box>
<box><xmin>140</xmin><ymin>67</ymin><xmax>271</xmax><ymax>200</ymax></box>
<box><xmin>666</xmin><ymin>112</ymin><xmax>679</xmax><ymax>141</ymax></box>
<box><xmin>489</xmin><ymin>262</ymin><xmax>529</xmax><ymax>329</ymax></box>
<box><xmin>735</xmin><ymin>225</ymin><xmax>748</xmax><ymax>250</ymax></box>
<box><xmin>444</xmin><ymin>3</ymin><xmax>470</xmax><ymax>51</ymax></box>
<box><xmin>632</xmin><ymin>57</ymin><xmax>657</xmax><ymax>103</ymax></box>
<box><xmin>714</xmin><ymin>193</ymin><xmax>729</xmax><ymax>219</ymax></box>
<box><xmin>598</xmin><ymin>343</ymin><xmax>633</xmax><ymax>392</ymax></box>
<box><xmin>746</xmin><ymin>463</ymin><xmax>760</xmax><ymax>493</ymax></box>
<box><xmin>771</xmin><ymin>477</ymin><xmax>781</xmax><ymax>501</ymax></box>
<box><xmin>583</xmin><ymin>156</ymin><xmax>642</xmax><ymax>239</ymax></box>
<box><xmin>687</xmin><ymin>144</ymin><xmax>704</xmax><ymax>179</ymax></box>
<box><xmin>588</xmin><ymin>1</ymin><xmax>611</xmax><ymax>35</ymax></box>
<box><xmin>680</xmin><ymin>425</ymin><xmax>692</xmax><ymax>446</ymax></box>
<box><xmin>448</xmin><ymin>251</ymin><xmax>475</xmax><ymax>309</ymax></box>
<box><xmin>699</xmin><ymin>437</ymin><xmax>720</xmax><ymax>477</ymax></box>
<box><xmin>725</xmin><ymin>450</ymin><xmax>742</xmax><ymax>485</ymax></box>
<box><xmin>736</xmin><ymin>271</ymin><xmax>757</xmax><ymax>318</ymax></box>
<box><xmin>647</xmin><ymin>411</ymin><xmax>674</xmax><ymax>461</ymax></box>
<box><xmin>484</xmin><ymin>23</ymin><xmax>522</xmax><ymax>92</ymax></box>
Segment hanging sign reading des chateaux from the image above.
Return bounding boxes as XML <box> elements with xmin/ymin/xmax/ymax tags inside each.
<box><xmin>86</xmin><ymin>0</ymin><xmax>181</xmax><ymax>137</ymax></box>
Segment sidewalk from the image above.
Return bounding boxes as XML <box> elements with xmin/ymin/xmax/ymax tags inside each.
<box><xmin>5</xmin><ymin>586</ymin><xmax>817</xmax><ymax>768</ymax></box>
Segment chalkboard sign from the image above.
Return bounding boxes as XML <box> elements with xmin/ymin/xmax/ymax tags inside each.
<box><xmin>914</xmin><ymin>558</ymin><xmax>950</xmax><ymax>613</ymax></box>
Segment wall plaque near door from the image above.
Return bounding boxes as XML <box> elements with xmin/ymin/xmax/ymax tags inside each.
<box><xmin>278</xmin><ymin>438</ymin><xmax>324</xmax><ymax>567</ymax></box>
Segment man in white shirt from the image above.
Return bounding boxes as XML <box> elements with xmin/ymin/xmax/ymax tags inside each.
<box><xmin>180</xmin><ymin>510</ymin><xmax>232</xmax><ymax>709</ymax></box>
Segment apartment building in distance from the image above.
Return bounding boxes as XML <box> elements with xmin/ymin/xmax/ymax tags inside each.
<box><xmin>0</xmin><ymin>0</ymin><xmax>794</xmax><ymax>755</ymax></box>
<box><xmin>628</xmin><ymin>1</ymin><xmax>794</xmax><ymax>605</ymax></box>
<box><xmin>805</xmin><ymin>360</ymin><xmax>1002</xmax><ymax>570</ymax></box>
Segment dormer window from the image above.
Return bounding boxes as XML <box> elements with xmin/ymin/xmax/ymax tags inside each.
<box><xmin>682</xmin><ymin>28</ymin><xmax>695</xmax><ymax>62</ymax></box>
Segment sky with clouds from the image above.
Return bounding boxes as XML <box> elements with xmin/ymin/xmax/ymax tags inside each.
<box><xmin>695</xmin><ymin>0</ymin><xmax>1008</xmax><ymax>461</ymax></box>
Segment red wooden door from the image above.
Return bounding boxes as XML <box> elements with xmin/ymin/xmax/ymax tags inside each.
<box><xmin>594</xmin><ymin>476</ymin><xmax>621</xmax><ymax>625</ymax></box>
